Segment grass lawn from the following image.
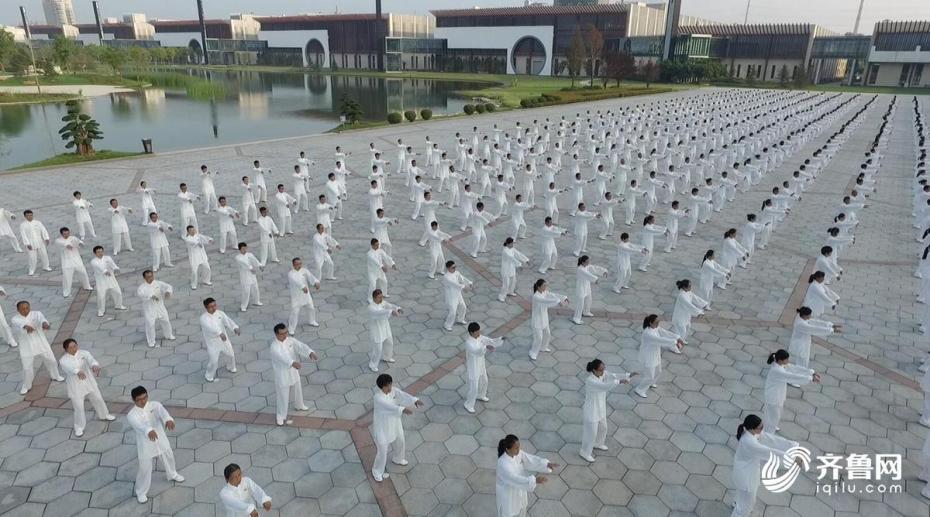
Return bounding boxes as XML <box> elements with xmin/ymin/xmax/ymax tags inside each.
<box><xmin>0</xmin><ymin>73</ymin><xmax>146</xmax><ymax>88</ymax></box>
<box><xmin>10</xmin><ymin>150</ymin><xmax>144</xmax><ymax>171</ymax></box>
<box><xmin>0</xmin><ymin>92</ymin><xmax>78</xmax><ymax>104</ymax></box>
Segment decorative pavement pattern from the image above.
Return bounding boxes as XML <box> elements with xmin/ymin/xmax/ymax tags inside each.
<box><xmin>0</xmin><ymin>88</ymin><xmax>926</xmax><ymax>517</ymax></box>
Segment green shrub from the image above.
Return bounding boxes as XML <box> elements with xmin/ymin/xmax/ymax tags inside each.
<box><xmin>485</xmin><ymin>103</ymin><xmax>496</xmax><ymax>112</ymax></box>
<box><xmin>475</xmin><ymin>103</ymin><xmax>486</xmax><ymax>114</ymax></box>
<box><xmin>419</xmin><ymin>108</ymin><xmax>432</xmax><ymax>120</ymax></box>
<box><xmin>387</xmin><ymin>112</ymin><xmax>403</xmax><ymax>124</ymax></box>
<box><xmin>464</xmin><ymin>104</ymin><xmax>476</xmax><ymax>115</ymax></box>
<box><xmin>520</xmin><ymin>98</ymin><xmax>531</xmax><ymax>108</ymax></box>
<box><xmin>403</xmin><ymin>110</ymin><xmax>417</xmax><ymax>122</ymax></box>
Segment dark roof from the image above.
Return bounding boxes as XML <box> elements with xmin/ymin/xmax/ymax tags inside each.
<box><xmin>874</xmin><ymin>20</ymin><xmax>930</xmax><ymax>34</ymax></box>
<box><xmin>431</xmin><ymin>4</ymin><xmax>626</xmax><ymax>18</ymax></box>
<box><xmin>150</xmin><ymin>19</ymin><xmax>229</xmax><ymax>27</ymax></box>
<box><xmin>255</xmin><ymin>13</ymin><xmax>387</xmax><ymax>23</ymax></box>
<box><xmin>678</xmin><ymin>23</ymin><xmax>815</xmax><ymax>36</ymax></box>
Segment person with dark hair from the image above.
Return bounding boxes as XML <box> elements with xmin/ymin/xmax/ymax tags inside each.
<box><xmin>273</xmin><ymin>184</ymin><xmax>296</xmax><ymax>237</ymax></box>
<box><xmin>612</xmin><ymin>232</ymin><xmax>648</xmax><ymax>293</ymax></box>
<box><xmin>215</xmin><ymin>196</ymin><xmax>241</xmax><ymax>254</ymax></box>
<box><xmin>580</xmin><ymin>359</ymin><xmax>632</xmax><ymax>462</ymax></box>
<box><xmin>90</xmin><ymin>245</ymin><xmax>127</xmax><ymax>317</ymax></box>
<box><xmin>136</xmin><ymin>180</ymin><xmax>157</xmax><ymax>225</ymax></box>
<box><xmin>270</xmin><ymin>322</ymin><xmax>318</xmax><ymax>426</ymax></box>
<box><xmin>55</xmin><ymin>227</ymin><xmax>92</xmax><ymax>298</ymax></box>
<box><xmin>663</xmin><ymin>200</ymin><xmax>686</xmax><ymax>253</ymax></box>
<box><xmin>71</xmin><ymin>191</ymin><xmax>97</xmax><ymax>240</ymax></box>
<box><xmin>442</xmin><ymin>261</ymin><xmax>473</xmax><ymax>331</ymax></box>
<box><xmin>496</xmin><ymin>434</ymin><xmax>558</xmax><ymax>517</ymax></box>
<box><xmin>323</xmin><ymin>173</ymin><xmax>344</xmax><ymax>224</ymax></box>
<box><xmin>310</xmin><ymin>224</ymin><xmax>340</xmax><ymax>281</ymax></box>
<box><xmin>698</xmin><ymin>250</ymin><xmax>729</xmax><ymax>309</ymax></box>
<box><xmin>763</xmin><ymin>349</ymin><xmax>820</xmax><ymax>432</ymax></box>
<box><xmin>252</xmin><ymin>160</ymin><xmax>271</xmax><ymax>204</ymax></box>
<box><xmin>788</xmin><ymin>306</ymin><xmax>839</xmax><ymax>370</ymax></box>
<box><xmin>637</xmin><ymin>215</ymin><xmax>667</xmax><ymax>272</ymax></box>
<box><xmin>372</xmin><ymin>374</ymin><xmax>422</xmax><ymax>482</ymax></box>
<box><xmin>201</xmin><ymin>165</ymin><xmax>219</xmax><ymax>214</ymax></box>
<box><xmin>368</xmin><ymin>289</ymin><xmax>401</xmax><ymax>373</ymax></box>
<box><xmin>240</xmin><ymin>176</ymin><xmax>258</xmax><ymax>226</ymax></box>
<box><xmin>464</xmin><ymin>321</ymin><xmax>504</xmax><ymax>413</ymax></box>
<box><xmin>720</xmin><ymin>228</ymin><xmax>749</xmax><ymax>272</ymax></box>
<box><xmin>235</xmin><ymin>243</ymin><xmax>263</xmax><ymax>313</ymax></box>
<box><xmin>136</xmin><ymin>270</ymin><xmax>176</xmax><ymax>347</ymax></box>
<box><xmin>177</xmin><ymin>183</ymin><xmax>200</xmax><ymax>232</ymax></box>
<box><xmin>572</xmin><ymin>202</ymin><xmax>599</xmax><ymax>257</ymax></box>
<box><xmin>255</xmin><ymin>206</ymin><xmax>279</xmax><ymax>266</ymax></box>
<box><xmin>10</xmin><ymin>300</ymin><xmax>62</xmax><ymax>394</ymax></box>
<box><xmin>468</xmin><ymin>202</ymin><xmax>495</xmax><ymax>258</ymax></box>
<box><xmin>730</xmin><ymin>414</ymin><xmax>800</xmax><ymax>517</ymax></box>
<box><xmin>572</xmin><ymin>255</ymin><xmax>607</xmax><ymax>325</ymax></box>
<box><xmin>802</xmin><ymin>271</ymin><xmax>839</xmax><ymax>318</ymax></box>
<box><xmin>815</xmin><ymin>246</ymin><xmax>842</xmax><ymax>283</ymax></box>
<box><xmin>537</xmin><ymin>216</ymin><xmax>566</xmax><ymax>274</ymax></box>
<box><xmin>60</xmin><ymin>338</ymin><xmax>114</xmax><ymax>436</ymax></box>
<box><xmin>499</xmin><ymin>237</ymin><xmax>529</xmax><ymax>302</ymax></box>
<box><xmin>372</xmin><ymin>208</ymin><xmax>398</xmax><ymax>255</ymax></box>
<box><xmin>295</xmin><ymin>165</ymin><xmax>312</xmax><ymax>213</ymax></box>
<box><xmin>672</xmin><ymin>279</ymin><xmax>707</xmax><ymax>338</ymax></box>
<box><xmin>740</xmin><ymin>214</ymin><xmax>766</xmax><ymax>263</ymax></box>
<box><xmin>530</xmin><ymin>279</ymin><xmax>568</xmax><ymax>361</ymax></box>
<box><xmin>220</xmin><ymin>463</ymin><xmax>272</xmax><ymax>516</ymax></box>
<box><xmin>286</xmin><ymin>258</ymin><xmax>320</xmax><ymax>334</ymax></box>
<box><xmin>425</xmin><ymin>221</ymin><xmax>451</xmax><ymax>279</ymax></box>
<box><xmin>182</xmin><ymin>225</ymin><xmax>214</xmax><ymax>290</ymax></box>
<box><xmin>143</xmin><ymin>211</ymin><xmax>174</xmax><ymax>272</ymax></box>
<box><xmin>200</xmin><ymin>298</ymin><xmax>240</xmax><ymax>383</ymax></box>
<box><xmin>597</xmin><ymin>191</ymin><xmax>620</xmax><ymax>240</ymax></box>
<box><xmin>127</xmin><ymin>385</ymin><xmax>183</xmax><ymax>503</ymax></box>
<box><xmin>367</xmin><ymin>239</ymin><xmax>396</xmax><ymax>299</ymax></box>
<box><xmin>0</xmin><ymin>206</ymin><xmax>23</xmax><ymax>253</ymax></box>
<box><xmin>634</xmin><ymin>314</ymin><xmax>684</xmax><ymax>398</ymax></box>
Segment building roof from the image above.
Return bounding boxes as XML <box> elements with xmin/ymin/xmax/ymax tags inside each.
<box><xmin>678</xmin><ymin>23</ymin><xmax>815</xmax><ymax>36</ymax></box>
<box><xmin>430</xmin><ymin>4</ymin><xmax>626</xmax><ymax>18</ymax></box>
<box><xmin>874</xmin><ymin>20</ymin><xmax>930</xmax><ymax>34</ymax></box>
<box><xmin>254</xmin><ymin>13</ymin><xmax>387</xmax><ymax>23</ymax></box>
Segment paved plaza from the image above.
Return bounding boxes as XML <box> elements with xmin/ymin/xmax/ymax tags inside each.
<box><xmin>0</xmin><ymin>88</ymin><xmax>927</xmax><ymax>517</ymax></box>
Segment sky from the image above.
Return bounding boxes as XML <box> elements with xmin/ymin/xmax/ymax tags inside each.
<box><xmin>3</xmin><ymin>0</ymin><xmax>929</xmax><ymax>34</ymax></box>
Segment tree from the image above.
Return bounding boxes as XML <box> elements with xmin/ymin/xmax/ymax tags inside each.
<box><xmin>605</xmin><ymin>51</ymin><xmax>635</xmax><ymax>87</ymax></box>
<box><xmin>7</xmin><ymin>46</ymin><xmax>32</xmax><ymax>75</ymax></box>
<box><xmin>792</xmin><ymin>66</ymin><xmax>808</xmax><ymax>89</ymax></box>
<box><xmin>101</xmin><ymin>47</ymin><xmax>128</xmax><ymax>75</ymax></box>
<box><xmin>58</xmin><ymin>100</ymin><xmax>103</xmax><ymax>156</ymax></box>
<box><xmin>567</xmin><ymin>28</ymin><xmax>585</xmax><ymax>88</ymax></box>
<box><xmin>585</xmin><ymin>24</ymin><xmax>604</xmax><ymax>85</ymax></box>
<box><xmin>0</xmin><ymin>30</ymin><xmax>16</xmax><ymax>72</ymax></box>
<box><xmin>52</xmin><ymin>36</ymin><xmax>76</xmax><ymax>72</ymax></box>
<box><xmin>778</xmin><ymin>64</ymin><xmax>790</xmax><ymax>87</ymax></box>
<box><xmin>128</xmin><ymin>47</ymin><xmax>151</xmax><ymax>69</ymax></box>
<box><xmin>339</xmin><ymin>94</ymin><xmax>363</xmax><ymax>124</ymax></box>
<box><xmin>640</xmin><ymin>60</ymin><xmax>660</xmax><ymax>87</ymax></box>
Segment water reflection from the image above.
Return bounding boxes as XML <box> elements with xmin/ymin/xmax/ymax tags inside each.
<box><xmin>0</xmin><ymin>70</ymin><xmax>486</xmax><ymax>170</ymax></box>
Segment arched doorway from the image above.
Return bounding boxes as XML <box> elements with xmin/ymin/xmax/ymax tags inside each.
<box><xmin>305</xmin><ymin>39</ymin><xmax>325</xmax><ymax>68</ymax></box>
<box><xmin>511</xmin><ymin>36</ymin><xmax>546</xmax><ymax>75</ymax></box>
<box><xmin>188</xmin><ymin>39</ymin><xmax>204</xmax><ymax>64</ymax></box>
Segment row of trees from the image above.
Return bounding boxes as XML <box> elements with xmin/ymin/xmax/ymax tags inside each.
<box><xmin>560</xmin><ymin>25</ymin><xmax>660</xmax><ymax>88</ymax></box>
<box><xmin>0</xmin><ymin>33</ymin><xmax>195</xmax><ymax>76</ymax></box>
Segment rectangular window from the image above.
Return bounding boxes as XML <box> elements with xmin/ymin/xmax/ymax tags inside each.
<box><xmin>771</xmin><ymin>65</ymin><xmax>776</xmax><ymax>79</ymax></box>
<box><xmin>737</xmin><ymin>64</ymin><xmax>742</xmax><ymax>77</ymax></box>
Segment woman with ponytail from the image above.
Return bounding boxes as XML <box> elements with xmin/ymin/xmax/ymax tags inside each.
<box><xmin>825</xmin><ymin>226</ymin><xmax>854</xmax><ymax>261</ymax></box>
<box><xmin>496</xmin><ymin>434</ymin><xmax>559</xmax><ymax>517</ymax></box>
<box><xmin>731</xmin><ymin>414</ymin><xmax>801</xmax><ymax>517</ymax></box>
<box><xmin>758</xmin><ymin>199</ymin><xmax>785</xmax><ymax>249</ymax></box>
<box><xmin>788</xmin><ymin>306</ymin><xmax>840</xmax><ymax>370</ymax></box>
<box><xmin>634</xmin><ymin>314</ymin><xmax>685</xmax><ymax>398</ymax></box>
<box><xmin>579</xmin><ymin>359</ymin><xmax>632</xmax><ymax>462</ymax></box>
<box><xmin>802</xmin><ymin>270</ymin><xmax>839</xmax><ymax>318</ymax></box>
<box><xmin>499</xmin><ymin>237</ymin><xmax>529</xmax><ymax>302</ymax></box>
<box><xmin>636</xmin><ymin>214</ymin><xmax>668</xmax><ymax>272</ymax></box>
<box><xmin>672</xmin><ymin>279</ymin><xmax>708</xmax><ymax>338</ymax></box>
<box><xmin>763</xmin><ymin>349</ymin><xmax>820</xmax><ymax>432</ymax></box>
<box><xmin>720</xmin><ymin>228</ymin><xmax>749</xmax><ymax>272</ymax></box>
<box><xmin>572</xmin><ymin>255</ymin><xmax>607</xmax><ymax>325</ymax></box>
<box><xmin>698</xmin><ymin>250</ymin><xmax>729</xmax><ymax>310</ymax></box>
<box><xmin>529</xmin><ymin>279</ymin><xmax>568</xmax><ymax>361</ymax></box>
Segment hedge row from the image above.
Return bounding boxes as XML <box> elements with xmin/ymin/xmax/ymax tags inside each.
<box><xmin>387</xmin><ymin>108</ymin><xmax>433</xmax><ymax>124</ymax></box>
<box><xmin>519</xmin><ymin>87</ymin><xmax>674</xmax><ymax>109</ymax></box>
<box><xmin>463</xmin><ymin>102</ymin><xmax>497</xmax><ymax>115</ymax></box>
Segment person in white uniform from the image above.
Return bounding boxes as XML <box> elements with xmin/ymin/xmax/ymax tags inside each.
<box><xmin>763</xmin><ymin>349</ymin><xmax>819</xmax><ymax>432</ymax></box>
<box><xmin>425</xmin><ymin>221</ymin><xmax>450</xmax><ymax>279</ymax></box>
<box><xmin>200</xmin><ymin>298</ymin><xmax>240</xmax><ymax>382</ymax></box>
<box><xmin>20</xmin><ymin>210</ymin><xmax>52</xmax><ymax>276</ymax></box>
<box><xmin>368</xmin><ymin>289</ymin><xmax>402</xmax><ymax>372</ymax></box>
<box><xmin>802</xmin><ymin>271</ymin><xmax>839</xmax><ymax>318</ymax></box>
<box><xmin>464</xmin><ymin>321</ymin><xmax>504</xmax><ymax>413</ymax></box>
<box><xmin>537</xmin><ymin>216</ymin><xmax>567</xmax><ymax>274</ymax></box>
<box><xmin>367</xmin><ymin>239</ymin><xmax>395</xmax><ymax>298</ymax></box>
<box><xmin>612</xmin><ymin>232</ymin><xmax>648</xmax><ymax>293</ymax></box>
<box><xmin>107</xmin><ymin>199</ymin><xmax>134</xmax><ymax>254</ymax></box>
<box><xmin>127</xmin><ymin>386</ymin><xmax>184</xmax><ymax>503</ymax></box>
<box><xmin>215</xmin><ymin>197</ymin><xmax>241</xmax><ymax>254</ymax></box>
<box><xmin>0</xmin><ymin>286</ymin><xmax>16</xmax><ymax>347</ymax></box>
<box><xmin>240</xmin><ymin>176</ymin><xmax>258</xmax><ymax>226</ymax></box>
<box><xmin>234</xmin><ymin>243</ymin><xmax>263</xmax><ymax>312</ymax></box>
<box><xmin>144</xmin><ymin>212</ymin><xmax>174</xmax><ymax>272</ymax></box>
<box><xmin>287</xmin><ymin>258</ymin><xmax>320</xmax><ymax>334</ymax></box>
<box><xmin>371</xmin><ymin>373</ymin><xmax>423</xmax><ymax>482</ymax></box>
<box><xmin>730</xmin><ymin>414</ymin><xmax>800</xmax><ymax>517</ymax></box>
<box><xmin>499</xmin><ymin>237</ymin><xmax>529</xmax><ymax>302</ymax></box>
<box><xmin>219</xmin><ymin>463</ymin><xmax>272</xmax><ymax>517</ymax></box>
<box><xmin>0</xmin><ymin>207</ymin><xmax>23</xmax><ymax>252</ymax></box>
<box><xmin>136</xmin><ymin>270</ymin><xmax>176</xmax><ymax>347</ymax></box>
<box><xmin>269</xmin><ymin>323</ymin><xmax>318</xmax><ymax>426</ymax></box>
<box><xmin>671</xmin><ymin>279</ymin><xmax>707</xmax><ymax>338</ymax></box>
<box><xmin>256</xmin><ymin>207</ymin><xmax>279</xmax><ymax>266</ymax></box>
<box><xmin>530</xmin><ymin>279</ymin><xmax>568</xmax><ymax>360</ymax></box>
<box><xmin>496</xmin><ymin>434</ymin><xmax>559</xmax><ymax>517</ymax></box>
<box><xmin>177</xmin><ymin>183</ymin><xmax>200</xmax><ymax>231</ymax></box>
<box><xmin>634</xmin><ymin>314</ymin><xmax>684</xmax><ymax>398</ymax></box>
<box><xmin>11</xmin><ymin>300</ymin><xmax>63</xmax><ymax>394</ymax></box>
<box><xmin>200</xmin><ymin>165</ymin><xmax>219</xmax><ymax>214</ymax></box>
<box><xmin>71</xmin><ymin>191</ymin><xmax>97</xmax><ymax>239</ymax></box>
<box><xmin>90</xmin><ymin>246</ymin><xmax>127</xmax><ymax>317</ymax></box>
<box><xmin>787</xmin><ymin>306</ymin><xmax>838</xmax><ymax>369</ymax></box>
<box><xmin>572</xmin><ymin>255</ymin><xmax>607</xmax><ymax>325</ymax></box>
<box><xmin>59</xmin><ymin>338</ymin><xmax>115</xmax><ymax>436</ymax></box>
<box><xmin>55</xmin><ymin>227</ymin><xmax>93</xmax><ymax>298</ymax></box>
<box><xmin>698</xmin><ymin>250</ymin><xmax>729</xmax><ymax>310</ymax></box>
<box><xmin>137</xmin><ymin>181</ymin><xmax>158</xmax><ymax>224</ymax></box>
<box><xmin>579</xmin><ymin>359</ymin><xmax>632</xmax><ymax>462</ymax></box>
<box><xmin>273</xmin><ymin>184</ymin><xmax>296</xmax><ymax>237</ymax></box>
<box><xmin>252</xmin><ymin>160</ymin><xmax>271</xmax><ymax>203</ymax></box>
<box><xmin>310</xmin><ymin>224</ymin><xmax>340</xmax><ymax>281</ymax></box>
<box><xmin>442</xmin><ymin>261</ymin><xmax>473</xmax><ymax>331</ymax></box>
<box><xmin>182</xmin><ymin>226</ymin><xmax>213</xmax><ymax>290</ymax></box>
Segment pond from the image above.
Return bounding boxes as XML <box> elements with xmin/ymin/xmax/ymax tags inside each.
<box><xmin>0</xmin><ymin>70</ymin><xmax>490</xmax><ymax>170</ymax></box>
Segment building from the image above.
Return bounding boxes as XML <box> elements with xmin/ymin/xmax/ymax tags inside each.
<box><xmin>42</xmin><ymin>0</ymin><xmax>76</xmax><ymax>26</ymax></box>
<box><xmin>865</xmin><ymin>20</ymin><xmax>930</xmax><ymax>87</ymax></box>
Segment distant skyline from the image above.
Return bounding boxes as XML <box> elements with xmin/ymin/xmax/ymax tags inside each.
<box><xmin>3</xmin><ymin>0</ymin><xmax>929</xmax><ymax>34</ymax></box>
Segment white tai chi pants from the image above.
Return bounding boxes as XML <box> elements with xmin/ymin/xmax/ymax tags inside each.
<box><xmin>152</xmin><ymin>246</ymin><xmax>172</xmax><ymax>271</ymax></box>
<box><xmin>530</xmin><ymin>328</ymin><xmax>551</xmax><ymax>359</ymax></box>
<box><xmin>464</xmin><ymin>373</ymin><xmax>488</xmax><ymax>411</ymax></box>
<box><xmin>135</xmin><ymin>450</ymin><xmax>179</xmax><ymax>498</ymax></box>
<box><xmin>21</xmin><ymin>352</ymin><xmax>60</xmax><ymax>391</ymax></box>
<box><xmin>730</xmin><ymin>487</ymin><xmax>757</xmax><ymax>517</ymax></box>
<box><xmin>444</xmin><ymin>300</ymin><xmax>466</xmax><ymax>330</ymax></box>
<box><xmin>190</xmin><ymin>263</ymin><xmax>212</xmax><ymax>289</ymax></box>
<box><xmin>636</xmin><ymin>364</ymin><xmax>660</xmax><ymax>393</ymax></box>
<box><xmin>96</xmin><ymin>286</ymin><xmax>124</xmax><ymax>316</ymax></box>
<box><xmin>275</xmin><ymin>382</ymin><xmax>305</xmax><ymax>425</ymax></box>
<box><xmin>259</xmin><ymin>238</ymin><xmax>278</xmax><ymax>266</ymax></box>
<box><xmin>26</xmin><ymin>246</ymin><xmax>50</xmax><ymax>275</ymax></box>
<box><xmin>240</xmin><ymin>278</ymin><xmax>261</xmax><ymax>311</ymax></box>
<box><xmin>70</xmin><ymin>389</ymin><xmax>110</xmax><ymax>434</ymax></box>
<box><xmin>62</xmin><ymin>265</ymin><xmax>92</xmax><ymax>297</ymax></box>
<box><xmin>499</xmin><ymin>275</ymin><xmax>516</xmax><ymax>301</ymax></box>
<box><xmin>580</xmin><ymin>418</ymin><xmax>607</xmax><ymax>458</ymax></box>
<box><xmin>205</xmin><ymin>346</ymin><xmax>236</xmax><ymax>381</ymax></box>
<box><xmin>112</xmin><ymin>232</ymin><xmax>132</xmax><ymax>255</ymax></box>
<box><xmin>144</xmin><ymin>316</ymin><xmax>173</xmax><ymax>347</ymax></box>
<box><xmin>369</xmin><ymin>337</ymin><xmax>394</xmax><ymax>371</ymax></box>
<box><xmin>288</xmin><ymin>303</ymin><xmax>317</xmax><ymax>334</ymax></box>
<box><xmin>763</xmin><ymin>403</ymin><xmax>783</xmax><ymax>431</ymax></box>
<box><xmin>372</xmin><ymin>435</ymin><xmax>406</xmax><ymax>479</ymax></box>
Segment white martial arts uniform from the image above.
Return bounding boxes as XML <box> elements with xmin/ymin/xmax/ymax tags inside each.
<box><xmin>0</xmin><ymin>287</ymin><xmax>16</xmax><ymax>347</ymax></box>
<box><xmin>730</xmin><ymin>431</ymin><xmax>798</xmax><ymax>517</ymax></box>
<box><xmin>216</xmin><ymin>206</ymin><xmax>240</xmax><ymax>253</ymax></box>
<box><xmin>55</xmin><ymin>236</ymin><xmax>92</xmax><ymax>297</ymax></box>
<box><xmin>580</xmin><ymin>370</ymin><xmax>629</xmax><ymax>460</ymax></box>
<box><xmin>90</xmin><ymin>255</ymin><xmax>125</xmax><ymax>317</ymax></box>
<box><xmin>72</xmin><ymin>198</ymin><xmax>96</xmax><ymax>239</ymax></box>
<box><xmin>220</xmin><ymin>477</ymin><xmax>271</xmax><ymax>517</ymax></box>
<box><xmin>59</xmin><ymin>349</ymin><xmax>112</xmax><ymax>435</ymax></box>
<box><xmin>234</xmin><ymin>252</ymin><xmax>262</xmax><ymax>312</ymax></box>
<box><xmin>573</xmin><ymin>264</ymin><xmax>606</xmax><ymax>324</ymax></box>
<box><xmin>425</xmin><ymin>228</ymin><xmax>450</xmax><ymax>278</ymax></box>
<box><xmin>311</xmin><ymin>231</ymin><xmax>339</xmax><ymax>280</ymax></box>
<box><xmin>269</xmin><ymin>335</ymin><xmax>315</xmax><ymax>425</ymax></box>
<box><xmin>11</xmin><ymin>310</ymin><xmax>62</xmax><ymax>393</ymax></box>
<box><xmin>442</xmin><ymin>270</ymin><xmax>472</xmax><ymax>331</ymax></box>
<box><xmin>144</xmin><ymin>219</ymin><xmax>173</xmax><ymax>271</ymax></box>
<box><xmin>287</xmin><ymin>267</ymin><xmax>320</xmax><ymax>334</ymax></box>
<box><xmin>496</xmin><ymin>449</ymin><xmax>551</xmax><ymax>517</ymax></box>
<box><xmin>20</xmin><ymin>219</ymin><xmax>51</xmax><ymax>275</ymax></box>
<box><xmin>256</xmin><ymin>215</ymin><xmax>279</xmax><ymax>266</ymax></box>
<box><xmin>671</xmin><ymin>289</ymin><xmax>707</xmax><ymax>338</ymax></box>
<box><xmin>698</xmin><ymin>258</ymin><xmax>728</xmax><ymax>308</ymax></box>
<box><xmin>371</xmin><ymin>386</ymin><xmax>419</xmax><ymax>481</ymax></box>
<box><xmin>128</xmin><ymin>401</ymin><xmax>181</xmax><ymax>500</ymax></box>
<box><xmin>368</xmin><ymin>300</ymin><xmax>400</xmax><ymax>371</ymax></box>
<box><xmin>530</xmin><ymin>290</ymin><xmax>567</xmax><ymax>360</ymax></box>
<box><xmin>109</xmin><ymin>205</ymin><xmax>133</xmax><ymax>254</ymax></box>
<box><xmin>0</xmin><ymin>208</ymin><xmax>22</xmax><ymax>252</ymax></box>
<box><xmin>499</xmin><ymin>245</ymin><xmax>529</xmax><ymax>301</ymax></box>
<box><xmin>200</xmin><ymin>309</ymin><xmax>239</xmax><ymax>382</ymax></box>
<box><xmin>464</xmin><ymin>334</ymin><xmax>502</xmax><ymax>412</ymax></box>
<box><xmin>182</xmin><ymin>233</ymin><xmax>213</xmax><ymax>289</ymax></box>
<box><xmin>367</xmin><ymin>248</ymin><xmax>395</xmax><ymax>297</ymax></box>
<box><xmin>762</xmin><ymin>362</ymin><xmax>814</xmax><ymax>431</ymax></box>
<box><xmin>787</xmin><ymin>315</ymin><xmax>833</xmax><ymax>368</ymax></box>
<box><xmin>136</xmin><ymin>279</ymin><xmax>175</xmax><ymax>347</ymax></box>
<box><xmin>803</xmin><ymin>280</ymin><xmax>839</xmax><ymax>318</ymax></box>
<box><xmin>634</xmin><ymin>326</ymin><xmax>681</xmax><ymax>396</ymax></box>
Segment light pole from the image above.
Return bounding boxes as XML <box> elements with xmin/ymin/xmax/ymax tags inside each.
<box><xmin>19</xmin><ymin>6</ymin><xmax>41</xmax><ymax>94</ymax></box>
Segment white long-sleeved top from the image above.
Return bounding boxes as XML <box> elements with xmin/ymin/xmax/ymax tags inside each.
<box><xmin>256</xmin><ymin>216</ymin><xmax>278</xmax><ymax>242</ymax></box>
<box><xmin>287</xmin><ymin>268</ymin><xmax>319</xmax><ymax>307</ymax></box>
<box><xmin>145</xmin><ymin>220</ymin><xmax>172</xmax><ymax>248</ymax></box>
<box><xmin>639</xmin><ymin>224</ymin><xmax>666</xmax><ymax>251</ymax></box>
<box><xmin>639</xmin><ymin>326</ymin><xmax>680</xmax><ymax>369</ymax></box>
<box><xmin>59</xmin><ymin>349</ymin><xmax>102</xmax><ymax>399</ymax></box>
<box><xmin>442</xmin><ymin>271</ymin><xmax>472</xmax><ymax>307</ymax></box>
<box><xmin>109</xmin><ymin>206</ymin><xmax>131</xmax><ymax>235</ymax></box>
<box><xmin>803</xmin><ymin>281</ymin><xmax>839</xmax><ymax>316</ymax></box>
<box><xmin>496</xmin><ymin>450</ymin><xmax>550</xmax><ymax>517</ymax></box>
<box><xmin>465</xmin><ymin>334</ymin><xmax>502</xmax><ymax>380</ymax></box>
<box><xmin>90</xmin><ymin>256</ymin><xmax>120</xmax><ymax>291</ymax></box>
<box><xmin>182</xmin><ymin>234</ymin><xmax>211</xmax><ymax>266</ymax></box>
<box><xmin>583</xmin><ymin>371</ymin><xmax>629</xmax><ymax>422</ymax></box>
<box><xmin>787</xmin><ymin>315</ymin><xmax>833</xmax><ymax>359</ymax></box>
<box><xmin>235</xmin><ymin>253</ymin><xmax>261</xmax><ymax>284</ymax></box>
<box><xmin>200</xmin><ymin>310</ymin><xmax>238</xmax><ymax>356</ymax></box>
<box><xmin>127</xmin><ymin>401</ymin><xmax>174</xmax><ymax>460</ymax></box>
<box><xmin>220</xmin><ymin>477</ymin><xmax>271</xmax><ymax>517</ymax></box>
<box><xmin>372</xmin><ymin>387</ymin><xmax>418</xmax><ymax>445</ymax></box>
<box><xmin>369</xmin><ymin>300</ymin><xmax>399</xmax><ymax>344</ymax></box>
<box><xmin>55</xmin><ymin>236</ymin><xmax>85</xmax><ymax>268</ymax></box>
<box><xmin>19</xmin><ymin>220</ymin><xmax>49</xmax><ymax>248</ymax></box>
<box><xmin>672</xmin><ymin>290</ymin><xmax>707</xmax><ymax>329</ymax></box>
<box><xmin>531</xmin><ymin>290</ymin><xmax>566</xmax><ymax>330</ymax></box>
<box><xmin>764</xmin><ymin>363</ymin><xmax>814</xmax><ymax>406</ymax></box>
<box><xmin>269</xmin><ymin>336</ymin><xmax>314</xmax><ymax>389</ymax></box>
<box><xmin>73</xmin><ymin>199</ymin><xmax>94</xmax><ymax>223</ymax></box>
<box><xmin>501</xmin><ymin>246</ymin><xmax>529</xmax><ymax>277</ymax></box>
<box><xmin>731</xmin><ymin>431</ymin><xmax>798</xmax><ymax>493</ymax></box>
<box><xmin>367</xmin><ymin>248</ymin><xmax>394</xmax><ymax>283</ymax></box>
<box><xmin>136</xmin><ymin>280</ymin><xmax>172</xmax><ymax>323</ymax></box>
<box><xmin>575</xmin><ymin>265</ymin><xmax>606</xmax><ymax>300</ymax></box>
<box><xmin>10</xmin><ymin>311</ymin><xmax>52</xmax><ymax>359</ymax></box>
